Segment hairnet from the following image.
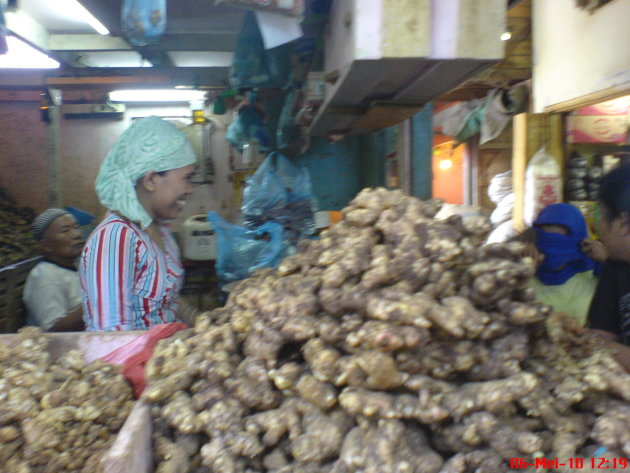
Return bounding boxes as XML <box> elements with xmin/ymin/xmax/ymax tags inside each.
<box><xmin>95</xmin><ymin>116</ymin><xmax>197</xmax><ymax>229</ymax></box>
<box><xmin>32</xmin><ymin>208</ymin><xmax>70</xmax><ymax>240</ymax></box>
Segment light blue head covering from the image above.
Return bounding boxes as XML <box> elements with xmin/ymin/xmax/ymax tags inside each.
<box><xmin>95</xmin><ymin>116</ymin><xmax>196</xmax><ymax>229</ymax></box>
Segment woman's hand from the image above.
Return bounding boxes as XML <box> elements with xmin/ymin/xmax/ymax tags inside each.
<box><xmin>581</xmin><ymin>239</ymin><xmax>608</xmax><ymax>263</ymax></box>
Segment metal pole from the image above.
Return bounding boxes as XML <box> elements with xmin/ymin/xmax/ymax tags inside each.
<box><xmin>46</xmin><ymin>104</ymin><xmax>61</xmax><ymax>207</ymax></box>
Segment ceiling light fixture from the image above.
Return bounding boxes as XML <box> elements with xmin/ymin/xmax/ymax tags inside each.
<box><xmin>0</xmin><ymin>36</ymin><xmax>60</xmax><ymax>69</ymax></box>
<box><xmin>500</xmin><ymin>31</ymin><xmax>512</xmax><ymax>41</ymax></box>
<box><xmin>439</xmin><ymin>159</ymin><xmax>453</xmax><ymax>171</ymax></box>
<box><xmin>108</xmin><ymin>89</ymin><xmax>207</xmax><ymax>102</ymax></box>
<box><xmin>65</xmin><ymin>0</ymin><xmax>110</xmax><ymax>35</ymax></box>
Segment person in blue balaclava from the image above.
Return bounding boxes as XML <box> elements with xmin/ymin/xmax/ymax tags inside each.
<box><xmin>528</xmin><ymin>203</ymin><xmax>607</xmax><ymax>325</ymax></box>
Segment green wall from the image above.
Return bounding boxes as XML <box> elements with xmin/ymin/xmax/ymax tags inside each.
<box><xmin>295</xmin><ymin>136</ymin><xmax>362</xmax><ymax>211</ymax></box>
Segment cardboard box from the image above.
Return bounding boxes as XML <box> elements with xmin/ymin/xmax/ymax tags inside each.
<box><xmin>566</xmin><ymin>115</ymin><xmax>628</xmax><ymax>143</ymax></box>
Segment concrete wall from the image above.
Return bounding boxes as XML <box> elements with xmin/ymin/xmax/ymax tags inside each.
<box><xmin>533</xmin><ymin>0</ymin><xmax>630</xmax><ymax>112</ymax></box>
<box><xmin>0</xmin><ymin>101</ymin><xmax>238</xmax><ymax>233</ymax></box>
<box><xmin>1</xmin><ymin>96</ymin><xmax>375</xmax><ymax>229</ymax></box>
<box><xmin>0</xmin><ymin>99</ymin><xmax>368</xmax><ymax>227</ymax></box>
<box><xmin>60</xmin><ymin>105</ymin><xmax>239</xmax><ymax>233</ymax></box>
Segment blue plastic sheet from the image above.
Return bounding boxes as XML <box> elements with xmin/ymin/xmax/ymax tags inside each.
<box><xmin>208</xmin><ymin>211</ymin><xmax>284</xmax><ymax>287</ymax></box>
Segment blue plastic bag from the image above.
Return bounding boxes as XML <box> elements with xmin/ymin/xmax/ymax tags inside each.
<box><xmin>229</xmin><ymin>12</ymin><xmax>292</xmax><ymax>90</ymax></box>
<box><xmin>226</xmin><ymin>101</ymin><xmax>271</xmax><ymax>153</ymax></box>
<box><xmin>242</xmin><ymin>153</ymin><xmax>316</xmax><ymax>245</ymax></box>
<box><xmin>208</xmin><ymin>211</ymin><xmax>284</xmax><ymax>287</ymax></box>
<box><xmin>121</xmin><ymin>0</ymin><xmax>166</xmax><ymax>46</ymax></box>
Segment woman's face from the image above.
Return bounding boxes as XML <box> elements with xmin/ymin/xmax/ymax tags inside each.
<box><xmin>146</xmin><ymin>164</ymin><xmax>196</xmax><ymax>221</ymax></box>
<box><xmin>41</xmin><ymin>214</ymin><xmax>84</xmax><ymax>259</ymax></box>
<box><xmin>599</xmin><ymin>204</ymin><xmax>629</xmax><ymax>261</ymax></box>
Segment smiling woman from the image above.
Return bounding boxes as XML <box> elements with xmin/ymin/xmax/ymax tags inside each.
<box><xmin>80</xmin><ymin>116</ymin><xmax>202</xmax><ymax>331</ymax></box>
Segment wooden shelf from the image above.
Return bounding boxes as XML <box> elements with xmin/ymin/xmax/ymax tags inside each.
<box><xmin>307</xmin><ymin>59</ymin><xmax>497</xmax><ymax>136</ymax></box>
<box><xmin>306</xmin><ymin>0</ymin><xmax>506</xmax><ymax>136</ymax></box>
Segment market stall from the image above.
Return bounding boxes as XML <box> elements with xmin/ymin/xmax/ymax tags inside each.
<box><xmin>0</xmin><ymin>0</ymin><xmax>629</xmax><ymax>471</ymax></box>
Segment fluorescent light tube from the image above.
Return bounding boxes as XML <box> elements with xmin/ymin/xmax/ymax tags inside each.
<box><xmin>109</xmin><ymin>89</ymin><xmax>208</xmax><ymax>102</ymax></box>
<box><xmin>66</xmin><ymin>0</ymin><xmax>110</xmax><ymax>35</ymax></box>
<box><xmin>0</xmin><ymin>36</ymin><xmax>60</xmax><ymax>69</ymax></box>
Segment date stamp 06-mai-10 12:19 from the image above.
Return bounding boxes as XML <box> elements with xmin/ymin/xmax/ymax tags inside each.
<box><xmin>509</xmin><ymin>457</ymin><xmax>629</xmax><ymax>470</ymax></box>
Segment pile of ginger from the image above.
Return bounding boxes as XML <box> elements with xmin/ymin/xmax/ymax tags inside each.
<box><xmin>144</xmin><ymin>188</ymin><xmax>630</xmax><ymax>473</ymax></box>
<box><xmin>0</xmin><ymin>327</ymin><xmax>134</xmax><ymax>472</ymax></box>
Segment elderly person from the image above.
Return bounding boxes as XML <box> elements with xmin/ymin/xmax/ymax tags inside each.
<box><xmin>23</xmin><ymin>208</ymin><xmax>85</xmax><ymax>331</ymax></box>
<box><xmin>80</xmin><ymin>116</ymin><xmax>200</xmax><ymax>331</ymax></box>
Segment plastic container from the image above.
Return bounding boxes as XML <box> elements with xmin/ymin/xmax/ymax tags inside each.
<box><xmin>182</xmin><ymin>214</ymin><xmax>216</xmax><ymax>261</ymax></box>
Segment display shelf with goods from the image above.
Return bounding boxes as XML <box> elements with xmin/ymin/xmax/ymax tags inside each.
<box><xmin>563</xmin><ymin>148</ymin><xmax>621</xmax><ymax>238</ymax></box>
<box><xmin>563</xmin><ymin>145</ymin><xmax>619</xmax><ymax>238</ymax></box>
<box><xmin>560</xmin><ymin>96</ymin><xmax>629</xmax><ymax>237</ymax></box>
<box><xmin>564</xmin><ymin>150</ymin><xmax>626</xmax><ymax>238</ymax></box>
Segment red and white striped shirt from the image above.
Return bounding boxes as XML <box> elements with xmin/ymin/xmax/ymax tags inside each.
<box><xmin>80</xmin><ymin>212</ymin><xmax>184</xmax><ymax>331</ymax></box>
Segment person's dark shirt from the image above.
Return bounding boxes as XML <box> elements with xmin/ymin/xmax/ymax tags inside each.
<box><xmin>587</xmin><ymin>260</ymin><xmax>630</xmax><ymax>345</ymax></box>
